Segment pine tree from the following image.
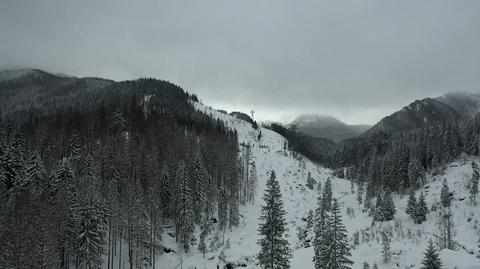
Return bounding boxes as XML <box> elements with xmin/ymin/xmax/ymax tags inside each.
<box><xmin>406</xmin><ymin>188</ymin><xmax>417</xmax><ymax>215</ymax></box>
<box><xmin>421</xmin><ymin>241</ymin><xmax>442</xmax><ymax>269</ymax></box>
<box><xmin>440</xmin><ymin>179</ymin><xmax>450</xmax><ymax>208</ymax></box>
<box><xmin>470</xmin><ymin>161</ymin><xmax>479</xmax><ymax>205</ymax></box>
<box><xmin>381</xmin><ymin>232</ymin><xmax>391</xmax><ymax>263</ymax></box>
<box><xmin>413</xmin><ymin>192</ymin><xmax>428</xmax><ymax>224</ymax></box>
<box><xmin>320</xmin><ymin>199</ymin><xmax>353</xmax><ymax>269</ymax></box>
<box><xmin>257</xmin><ymin>170</ymin><xmax>292</xmax><ymax>269</ymax></box>
<box><xmin>175</xmin><ymin>161</ymin><xmax>194</xmax><ymax>253</ymax></box>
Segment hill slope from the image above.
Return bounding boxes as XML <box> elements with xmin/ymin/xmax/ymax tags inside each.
<box><xmin>366</xmin><ymin>92</ymin><xmax>480</xmax><ymax>135</ymax></box>
<box><xmin>157</xmin><ymin>102</ymin><xmax>480</xmax><ymax>269</ymax></box>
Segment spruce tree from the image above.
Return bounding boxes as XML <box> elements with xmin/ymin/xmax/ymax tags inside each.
<box><xmin>470</xmin><ymin>161</ymin><xmax>479</xmax><ymax>205</ymax></box>
<box><xmin>381</xmin><ymin>232</ymin><xmax>391</xmax><ymax>263</ymax></box>
<box><xmin>382</xmin><ymin>192</ymin><xmax>396</xmax><ymax>221</ymax></box>
<box><xmin>23</xmin><ymin>151</ymin><xmax>47</xmax><ymax>196</ymax></box>
<box><xmin>413</xmin><ymin>192</ymin><xmax>428</xmax><ymax>224</ymax></box>
<box><xmin>420</xmin><ymin>241</ymin><xmax>442</xmax><ymax>269</ymax></box>
<box><xmin>257</xmin><ymin>170</ymin><xmax>291</xmax><ymax>269</ymax></box>
<box><xmin>77</xmin><ymin>203</ymin><xmax>107</xmax><ymax>269</ymax></box>
<box><xmin>373</xmin><ymin>194</ymin><xmax>384</xmax><ymax>222</ymax></box>
<box><xmin>440</xmin><ymin>179</ymin><xmax>450</xmax><ymax>208</ymax></box>
<box><xmin>175</xmin><ymin>161</ymin><xmax>194</xmax><ymax>253</ymax></box>
<box><xmin>408</xmin><ymin>158</ymin><xmax>425</xmax><ymax>189</ymax></box>
<box><xmin>193</xmin><ymin>155</ymin><xmax>206</xmax><ymax>223</ymax></box>
<box><xmin>159</xmin><ymin>164</ymin><xmax>170</xmax><ymax>218</ymax></box>
<box><xmin>322</xmin><ymin>178</ymin><xmax>333</xmax><ymax>212</ymax></box>
<box><xmin>218</xmin><ymin>184</ymin><xmax>228</xmax><ymax>230</ymax></box>
<box><xmin>406</xmin><ymin>188</ymin><xmax>417</xmax><ymax>215</ymax></box>
<box><xmin>357</xmin><ymin>182</ymin><xmax>364</xmax><ymax>205</ymax></box>
<box><xmin>320</xmin><ymin>199</ymin><xmax>353</xmax><ymax>269</ymax></box>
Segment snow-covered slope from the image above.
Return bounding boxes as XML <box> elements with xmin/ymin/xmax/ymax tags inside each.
<box><xmin>156</xmin><ymin>102</ymin><xmax>480</xmax><ymax>269</ymax></box>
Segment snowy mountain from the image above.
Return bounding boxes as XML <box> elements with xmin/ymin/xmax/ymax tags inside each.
<box><xmin>289</xmin><ymin>114</ymin><xmax>370</xmax><ymax>142</ymax></box>
<box><xmin>158</xmin><ymin>102</ymin><xmax>480</xmax><ymax>269</ymax></box>
<box><xmin>1</xmin><ymin>69</ymin><xmax>479</xmax><ymax>269</ymax></box>
<box><xmin>365</xmin><ymin>92</ymin><xmax>480</xmax><ymax>135</ymax></box>
<box><xmin>435</xmin><ymin>92</ymin><xmax>480</xmax><ymax>119</ymax></box>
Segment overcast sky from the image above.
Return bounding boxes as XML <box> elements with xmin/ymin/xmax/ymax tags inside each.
<box><xmin>1</xmin><ymin>0</ymin><xmax>479</xmax><ymax>124</ymax></box>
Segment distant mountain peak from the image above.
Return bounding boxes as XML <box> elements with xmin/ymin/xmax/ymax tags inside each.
<box><xmin>0</xmin><ymin>68</ymin><xmax>77</xmax><ymax>82</ymax></box>
<box><xmin>290</xmin><ymin>114</ymin><xmax>370</xmax><ymax>142</ymax></box>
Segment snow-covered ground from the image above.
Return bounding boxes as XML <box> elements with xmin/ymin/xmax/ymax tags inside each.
<box><xmin>155</xmin><ymin>102</ymin><xmax>480</xmax><ymax>269</ymax></box>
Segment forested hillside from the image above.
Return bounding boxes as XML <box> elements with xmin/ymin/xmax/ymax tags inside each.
<box><xmin>0</xmin><ymin>74</ymin><xmax>243</xmax><ymax>268</ymax></box>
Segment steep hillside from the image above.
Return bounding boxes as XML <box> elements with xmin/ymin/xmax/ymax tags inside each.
<box><xmin>157</xmin><ymin>103</ymin><xmax>480</xmax><ymax>269</ymax></box>
<box><xmin>366</xmin><ymin>92</ymin><xmax>480</xmax><ymax>135</ymax></box>
<box><xmin>366</xmin><ymin>98</ymin><xmax>460</xmax><ymax>135</ymax></box>
<box><xmin>290</xmin><ymin>114</ymin><xmax>370</xmax><ymax>142</ymax></box>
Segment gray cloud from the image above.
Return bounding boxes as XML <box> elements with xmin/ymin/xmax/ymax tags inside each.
<box><xmin>1</xmin><ymin>0</ymin><xmax>479</xmax><ymax>124</ymax></box>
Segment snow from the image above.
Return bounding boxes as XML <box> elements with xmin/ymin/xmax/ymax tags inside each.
<box><xmin>149</xmin><ymin>102</ymin><xmax>479</xmax><ymax>269</ymax></box>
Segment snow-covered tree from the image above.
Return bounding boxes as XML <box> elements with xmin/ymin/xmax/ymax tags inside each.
<box><xmin>382</xmin><ymin>192</ymin><xmax>396</xmax><ymax>221</ymax></box>
<box><xmin>159</xmin><ymin>164</ymin><xmax>171</xmax><ymax>218</ymax></box>
<box><xmin>406</xmin><ymin>188</ymin><xmax>417</xmax><ymax>215</ymax></box>
<box><xmin>175</xmin><ymin>161</ymin><xmax>194</xmax><ymax>253</ymax></box>
<box><xmin>257</xmin><ymin>170</ymin><xmax>292</xmax><ymax>269</ymax></box>
<box><xmin>470</xmin><ymin>161</ymin><xmax>479</xmax><ymax>205</ymax></box>
<box><xmin>307</xmin><ymin>171</ymin><xmax>316</xmax><ymax>190</ymax></box>
<box><xmin>440</xmin><ymin>179</ymin><xmax>451</xmax><ymax>208</ymax></box>
<box><xmin>198</xmin><ymin>225</ymin><xmax>208</xmax><ymax>258</ymax></box>
<box><xmin>23</xmin><ymin>151</ymin><xmax>47</xmax><ymax>196</ymax></box>
<box><xmin>318</xmin><ymin>199</ymin><xmax>353</xmax><ymax>269</ymax></box>
<box><xmin>77</xmin><ymin>203</ymin><xmax>107</xmax><ymax>269</ymax></box>
<box><xmin>373</xmin><ymin>194</ymin><xmax>384</xmax><ymax>222</ymax></box>
<box><xmin>437</xmin><ymin>206</ymin><xmax>455</xmax><ymax>250</ymax></box>
<box><xmin>413</xmin><ymin>191</ymin><xmax>428</xmax><ymax>224</ymax></box>
<box><xmin>218</xmin><ymin>184</ymin><xmax>229</xmax><ymax>231</ymax></box>
<box><xmin>193</xmin><ymin>155</ymin><xmax>206</xmax><ymax>223</ymax></box>
<box><xmin>421</xmin><ymin>240</ymin><xmax>442</xmax><ymax>269</ymax></box>
<box><xmin>381</xmin><ymin>232</ymin><xmax>391</xmax><ymax>263</ymax></box>
<box><xmin>408</xmin><ymin>158</ymin><xmax>425</xmax><ymax>189</ymax></box>
<box><xmin>357</xmin><ymin>182</ymin><xmax>364</xmax><ymax>205</ymax></box>
<box><xmin>229</xmin><ymin>190</ymin><xmax>240</xmax><ymax>229</ymax></box>
<box><xmin>322</xmin><ymin>178</ymin><xmax>333</xmax><ymax>212</ymax></box>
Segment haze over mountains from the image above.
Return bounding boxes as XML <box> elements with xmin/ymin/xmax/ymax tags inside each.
<box><xmin>289</xmin><ymin>114</ymin><xmax>371</xmax><ymax>142</ymax></box>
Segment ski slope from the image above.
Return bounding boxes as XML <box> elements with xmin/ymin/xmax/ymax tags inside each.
<box><xmin>156</xmin><ymin>102</ymin><xmax>480</xmax><ymax>269</ymax></box>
